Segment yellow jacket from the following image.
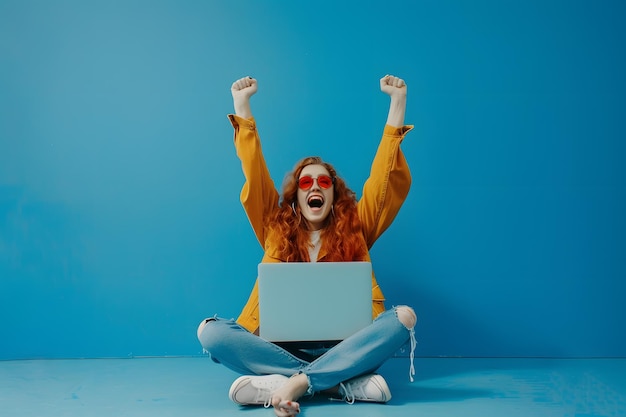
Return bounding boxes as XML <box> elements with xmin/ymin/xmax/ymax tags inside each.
<box><xmin>228</xmin><ymin>114</ymin><xmax>414</xmax><ymax>334</ymax></box>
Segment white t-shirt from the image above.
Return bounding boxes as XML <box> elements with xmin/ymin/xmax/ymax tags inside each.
<box><xmin>308</xmin><ymin>230</ymin><xmax>321</xmax><ymax>262</ymax></box>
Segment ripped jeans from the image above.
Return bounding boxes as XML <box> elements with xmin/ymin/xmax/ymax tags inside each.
<box><xmin>197</xmin><ymin>306</ymin><xmax>416</xmax><ymax>393</ymax></box>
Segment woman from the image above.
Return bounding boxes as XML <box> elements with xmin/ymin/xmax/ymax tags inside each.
<box><xmin>197</xmin><ymin>74</ymin><xmax>417</xmax><ymax>417</ymax></box>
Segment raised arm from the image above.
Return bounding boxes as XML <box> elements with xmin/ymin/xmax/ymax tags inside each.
<box><xmin>228</xmin><ymin>76</ymin><xmax>279</xmax><ymax>247</ymax></box>
<box><xmin>358</xmin><ymin>75</ymin><xmax>413</xmax><ymax>247</ymax></box>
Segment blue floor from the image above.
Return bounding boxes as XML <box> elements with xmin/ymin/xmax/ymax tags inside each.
<box><xmin>1</xmin><ymin>357</ymin><xmax>625</xmax><ymax>417</ymax></box>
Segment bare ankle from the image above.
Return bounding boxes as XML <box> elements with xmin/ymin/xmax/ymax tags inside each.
<box><xmin>270</xmin><ymin>373</ymin><xmax>309</xmax><ymax>407</ymax></box>
<box><xmin>286</xmin><ymin>373</ymin><xmax>309</xmax><ymax>399</ymax></box>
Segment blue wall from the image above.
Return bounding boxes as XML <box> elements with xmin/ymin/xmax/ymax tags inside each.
<box><xmin>1</xmin><ymin>0</ymin><xmax>625</xmax><ymax>359</ymax></box>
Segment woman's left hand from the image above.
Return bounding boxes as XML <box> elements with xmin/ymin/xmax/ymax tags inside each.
<box><xmin>380</xmin><ymin>74</ymin><xmax>407</xmax><ymax>98</ymax></box>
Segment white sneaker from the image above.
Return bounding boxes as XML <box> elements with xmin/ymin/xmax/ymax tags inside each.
<box><xmin>228</xmin><ymin>374</ymin><xmax>289</xmax><ymax>406</ymax></box>
<box><xmin>339</xmin><ymin>374</ymin><xmax>392</xmax><ymax>404</ymax></box>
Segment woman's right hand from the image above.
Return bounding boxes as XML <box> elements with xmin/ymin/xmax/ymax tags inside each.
<box><xmin>231</xmin><ymin>76</ymin><xmax>258</xmax><ymax>118</ymax></box>
<box><xmin>231</xmin><ymin>76</ymin><xmax>257</xmax><ymax>118</ymax></box>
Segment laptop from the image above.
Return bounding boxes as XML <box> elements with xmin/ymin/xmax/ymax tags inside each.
<box><xmin>257</xmin><ymin>262</ymin><xmax>373</xmax><ymax>345</ymax></box>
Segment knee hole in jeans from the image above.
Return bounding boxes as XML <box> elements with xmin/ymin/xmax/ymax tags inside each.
<box><xmin>197</xmin><ymin>317</ymin><xmax>216</xmax><ymax>341</ymax></box>
<box><xmin>396</xmin><ymin>305</ymin><xmax>417</xmax><ymax>329</ymax></box>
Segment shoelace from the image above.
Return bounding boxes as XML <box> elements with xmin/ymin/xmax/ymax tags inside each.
<box><xmin>408</xmin><ymin>327</ymin><xmax>417</xmax><ymax>382</ymax></box>
<box><xmin>338</xmin><ymin>381</ymin><xmax>356</xmax><ymax>404</ymax></box>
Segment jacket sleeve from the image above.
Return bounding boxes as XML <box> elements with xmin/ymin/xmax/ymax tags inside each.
<box><xmin>358</xmin><ymin>124</ymin><xmax>414</xmax><ymax>248</ymax></box>
<box><xmin>228</xmin><ymin>114</ymin><xmax>279</xmax><ymax>248</ymax></box>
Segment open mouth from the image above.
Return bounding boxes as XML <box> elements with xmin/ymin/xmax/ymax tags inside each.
<box><xmin>307</xmin><ymin>195</ymin><xmax>324</xmax><ymax>208</ymax></box>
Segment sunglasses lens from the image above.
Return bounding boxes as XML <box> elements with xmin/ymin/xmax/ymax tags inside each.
<box><xmin>298</xmin><ymin>176</ymin><xmax>313</xmax><ymax>190</ymax></box>
<box><xmin>318</xmin><ymin>175</ymin><xmax>333</xmax><ymax>189</ymax></box>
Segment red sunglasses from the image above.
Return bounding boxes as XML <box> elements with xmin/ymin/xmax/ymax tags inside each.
<box><xmin>298</xmin><ymin>174</ymin><xmax>334</xmax><ymax>190</ymax></box>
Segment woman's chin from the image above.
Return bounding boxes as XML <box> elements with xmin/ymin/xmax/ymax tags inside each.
<box><xmin>302</xmin><ymin>212</ymin><xmax>330</xmax><ymax>230</ymax></box>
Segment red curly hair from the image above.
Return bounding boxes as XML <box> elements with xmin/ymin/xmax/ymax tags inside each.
<box><xmin>266</xmin><ymin>157</ymin><xmax>368</xmax><ymax>262</ymax></box>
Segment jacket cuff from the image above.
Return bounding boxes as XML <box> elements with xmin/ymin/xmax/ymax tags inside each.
<box><xmin>228</xmin><ymin>114</ymin><xmax>256</xmax><ymax>129</ymax></box>
<box><xmin>384</xmin><ymin>124</ymin><xmax>414</xmax><ymax>137</ymax></box>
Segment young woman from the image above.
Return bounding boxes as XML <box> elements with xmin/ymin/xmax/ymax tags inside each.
<box><xmin>197</xmin><ymin>74</ymin><xmax>417</xmax><ymax>417</ymax></box>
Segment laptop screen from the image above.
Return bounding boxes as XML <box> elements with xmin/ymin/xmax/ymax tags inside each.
<box><xmin>258</xmin><ymin>262</ymin><xmax>373</xmax><ymax>343</ymax></box>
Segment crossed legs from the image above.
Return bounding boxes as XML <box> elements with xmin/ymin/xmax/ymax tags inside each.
<box><xmin>197</xmin><ymin>305</ymin><xmax>417</xmax><ymax>416</ymax></box>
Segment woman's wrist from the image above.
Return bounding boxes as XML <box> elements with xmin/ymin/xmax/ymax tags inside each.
<box><xmin>234</xmin><ymin>99</ymin><xmax>253</xmax><ymax>119</ymax></box>
<box><xmin>386</xmin><ymin>95</ymin><xmax>407</xmax><ymax>128</ymax></box>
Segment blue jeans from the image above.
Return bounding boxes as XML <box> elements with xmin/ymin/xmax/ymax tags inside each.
<box><xmin>197</xmin><ymin>306</ymin><xmax>416</xmax><ymax>393</ymax></box>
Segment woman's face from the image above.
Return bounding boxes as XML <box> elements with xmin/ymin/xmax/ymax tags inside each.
<box><xmin>296</xmin><ymin>164</ymin><xmax>334</xmax><ymax>231</ymax></box>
